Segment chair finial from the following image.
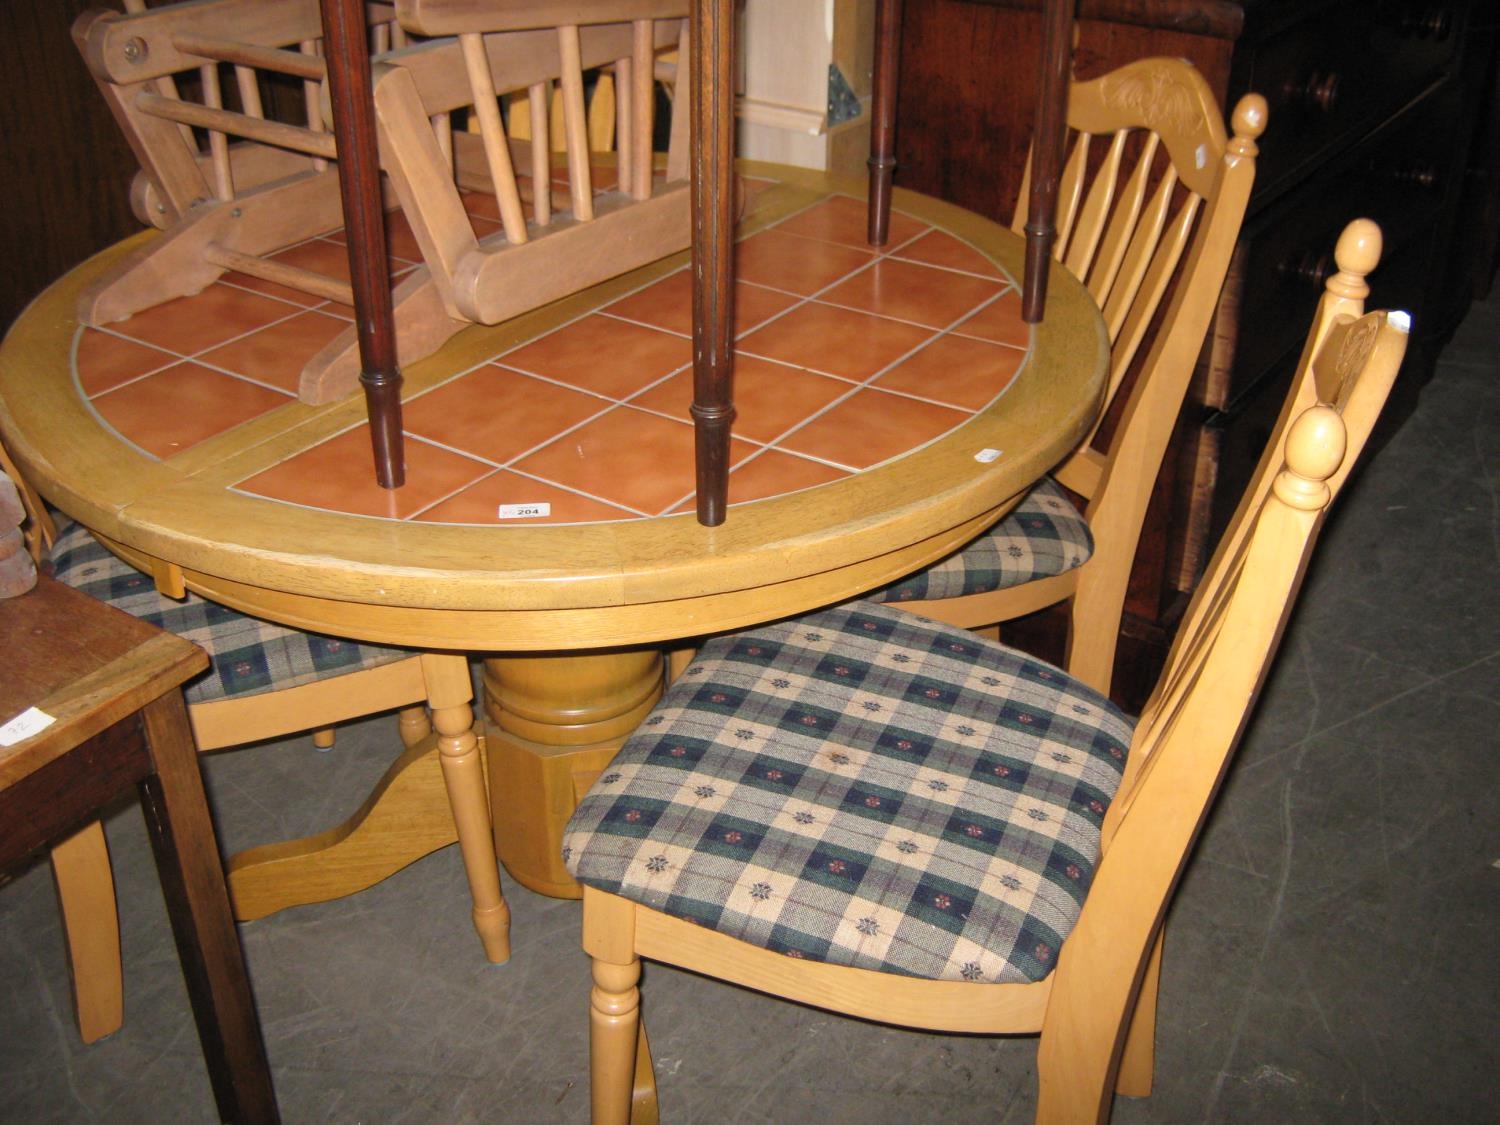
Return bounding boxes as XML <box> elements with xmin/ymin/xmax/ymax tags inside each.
<box><xmin>1327</xmin><ymin>218</ymin><xmax>1382</xmax><ymax>301</ymax></box>
<box><xmin>1229</xmin><ymin>93</ymin><xmax>1268</xmax><ymax>149</ymax></box>
<box><xmin>1274</xmin><ymin>404</ymin><xmax>1346</xmax><ymax>511</ymax></box>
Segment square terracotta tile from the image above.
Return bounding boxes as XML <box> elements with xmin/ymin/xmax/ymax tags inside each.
<box><xmin>108</xmin><ymin>284</ymin><xmax>299</xmax><ymax>357</ymax></box>
<box><xmin>267</xmin><ymin>238</ymin><xmax>357</xmax><ymax>285</ymax></box>
<box><xmin>604</xmin><ymin>271</ymin><xmax>799</xmax><ymax>338</ymax></box>
<box><xmin>821</xmin><ymin>258</ymin><xmax>1004</xmax><ymax>329</ymax></box>
<box><xmin>778</xmin><ymin>387</ymin><xmax>969</xmax><ymax>470</ymax></box>
<box><xmin>721</xmin><ymin>449</ymin><xmax>850</xmax><ymax>507</ymax></box>
<box><xmin>334</xmin><ymin>206</ymin><xmax>499</xmax><ymax>262</ymax></box>
<box><xmin>952</xmin><ymin>288</ymin><xmax>1030</xmax><ymax>348</ymax></box>
<box><xmin>738</xmin><ymin>302</ymin><xmax>934</xmax><ymax>381</ymax></box>
<box><xmin>220</xmin><ymin>271</ymin><xmax>327</xmax><ymax>307</ymax></box>
<box><xmin>774</xmin><ymin>195</ymin><xmax>929</xmax><ymax>251</ymax></box>
<box><xmin>236</xmin><ymin>428</ymin><xmax>492</xmax><ymax>519</ymax></box>
<box><xmin>91</xmin><ymin>362</ymin><xmax>291</xmax><ymax>459</ymax></box>
<box><xmin>499</xmin><ymin>314</ymin><xmax>691</xmax><ymax>398</ymax></box>
<box><xmin>630</xmin><ymin>356</ymin><xmax>853</xmax><ymax>444</ymax></box>
<box><xmin>871</xmin><ymin>334</ymin><xmax>1025</xmax><ymax>410</ymax></box>
<box><xmin>199</xmin><ymin>310</ymin><xmax>352</xmax><ymax>393</ymax></box>
<box><xmin>893</xmin><ymin>230</ymin><xmax>1007</xmax><ymax>279</ymax></box>
<box><xmin>415</xmin><ymin>470</ymin><xmax>636</xmax><ymax>524</ymax></box>
<box><xmin>512</xmin><ymin>406</ymin><xmax>753</xmax><ymax>515</ymax></box>
<box><xmin>403</xmin><ymin>365</ymin><xmax>609</xmax><ymax>463</ymax></box>
<box><xmin>734</xmin><ymin>229</ymin><xmax>876</xmax><ymax>296</ymax></box>
<box><xmin>75</xmin><ymin>329</ymin><xmax>178</xmax><ymax>397</ymax></box>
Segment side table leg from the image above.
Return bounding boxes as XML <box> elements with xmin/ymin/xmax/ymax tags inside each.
<box><xmin>139</xmin><ymin>691</ymin><xmax>279</xmax><ymax>1125</ymax></box>
<box><xmin>423</xmin><ymin>653</ymin><xmax>511</xmax><ymax>963</ymax></box>
<box><xmin>482</xmin><ymin>650</ymin><xmax>664</xmax><ymax>898</ymax></box>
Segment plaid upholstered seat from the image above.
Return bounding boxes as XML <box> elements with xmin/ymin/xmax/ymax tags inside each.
<box><xmin>51</xmin><ymin>520</ymin><xmax>417</xmax><ymax>706</ymax></box>
<box><xmin>563</xmin><ymin>600</ymin><xmax>1131</xmax><ymax>984</ymax></box>
<box><xmin>868</xmin><ymin>476</ymin><xmax>1092</xmax><ymax>604</ymax></box>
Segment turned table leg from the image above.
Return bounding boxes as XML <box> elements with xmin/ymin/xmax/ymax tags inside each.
<box><xmin>482</xmin><ymin>650</ymin><xmax>664</xmax><ymax>898</ymax></box>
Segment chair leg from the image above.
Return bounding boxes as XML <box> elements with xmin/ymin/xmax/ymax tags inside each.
<box><xmin>424</xmin><ymin>653</ymin><xmax>511</xmax><ymax>963</ymax></box>
<box><xmin>591</xmin><ymin>951</ymin><xmax>644</xmax><ymax>1125</ymax></box>
<box><xmin>1116</xmin><ymin>929</ymin><xmax>1163</xmax><ymax>1098</ymax></box>
<box><xmin>397</xmin><ymin>704</ymin><xmax>432</xmax><ymax>749</ymax></box>
<box><xmin>49</xmin><ymin>821</ymin><xmax>123</xmax><ymax>1043</ymax></box>
<box><xmin>312</xmin><ymin>727</ymin><xmax>336</xmax><ymax>750</ymax></box>
<box><xmin>631</xmin><ymin>1019</ymin><xmax>660</xmax><ymax>1124</ymax></box>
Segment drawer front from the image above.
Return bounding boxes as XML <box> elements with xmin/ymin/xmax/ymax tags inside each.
<box><xmin>1236</xmin><ymin>0</ymin><xmax>1465</xmax><ymax>205</ymax></box>
<box><xmin>1220</xmin><ymin>79</ymin><xmax>1460</xmax><ymax>411</ymax></box>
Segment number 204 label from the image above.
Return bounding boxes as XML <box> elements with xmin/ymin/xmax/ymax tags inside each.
<box><xmin>497</xmin><ymin>503</ymin><xmax>552</xmax><ymax>519</ymax></box>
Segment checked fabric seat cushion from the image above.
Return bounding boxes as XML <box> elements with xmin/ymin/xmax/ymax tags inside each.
<box><xmin>868</xmin><ymin>476</ymin><xmax>1093</xmax><ymax>604</ymax></box>
<box><xmin>51</xmin><ymin>520</ymin><xmax>416</xmax><ymax>706</ymax></box>
<box><xmin>563</xmin><ymin>600</ymin><xmax>1132</xmax><ymax>984</ymax></box>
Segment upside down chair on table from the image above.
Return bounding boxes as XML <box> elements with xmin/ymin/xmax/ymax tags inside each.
<box><xmin>73</xmin><ymin>0</ymin><xmax>692</xmax><ymax>403</ymax></box>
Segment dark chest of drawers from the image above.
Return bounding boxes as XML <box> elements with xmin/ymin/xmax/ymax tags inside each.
<box><xmin>893</xmin><ymin>0</ymin><xmax>1499</xmax><ymax>704</ymax></box>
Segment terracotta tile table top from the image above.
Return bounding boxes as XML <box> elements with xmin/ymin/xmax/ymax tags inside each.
<box><xmin>0</xmin><ymin>166</ymin><xmax>1107</xmax><ymax>650</ymax></box>
<box><xmin>72</xmin><ymin>193</ymin><xmax>1025</xmax><ymax>523</ymax></box>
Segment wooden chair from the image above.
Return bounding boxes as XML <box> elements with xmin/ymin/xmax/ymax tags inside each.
<box><xmin>374</xmin><ymin>0</ymin><xmax>691</xmax><ymax>396</ymax></box>
<box><xmin>867</xmin><ymin>58</ymin><xmax>1267</xmax><ymax>699</ymax></box>
<box><xmin>72</xmin><ymin>0</ymin><xmax>690</xmax><ymax>404</ymax></box>
<box><xmin>0</xmin><ymin>437</ymin><xmax>508</xmax><ymax>1044</ymax></box>
<box><xmin>560</xmin><ymin>218</ymin><xmax>1408</xmax><ymax>1123</ymax></box>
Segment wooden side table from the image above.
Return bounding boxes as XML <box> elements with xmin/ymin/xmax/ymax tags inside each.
<box><xmin>0</xmin><ymin>576</ymin><xmax>278</xmax><ymax>1125</ymax></box>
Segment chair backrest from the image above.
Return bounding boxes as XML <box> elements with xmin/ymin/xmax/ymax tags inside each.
<box><xmin>1023</xmin><ymin>57</ymin><xmax>1263</xmax><ymax>503</ymax></box>
<box><xmin>379</xmin><ymin>0</ymin><xmax>692</xmax><ymax>324</ymax></box>
<box><xmin>1037</xmin><ymin>219</ymin><xmax>1409</xmax><ymax>1110</ymax></box>
<box><xmin>73</xmin><ymin>0</ymin><xmax>413</xmax><ymax>326</ymax></box>
<box><xmin>1029</xmin><ymin>58</ymin><xmax>1266</xmax><ymax>692</ymax></box>
<box><xmin>0</xmin><ymin>435</ymin><xmax>56</xmax><ymax>567</ymax></box>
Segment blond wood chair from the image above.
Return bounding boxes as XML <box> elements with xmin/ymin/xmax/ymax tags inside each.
<box><xmin>561</xmin><ymin>219</ymin><xmax>1408</xmax><ymax>1123</ymax></box>
<box><xmin>869</xmin><ymin>58</ymin><xmax>1267</xmax><ymax>699</ymax></box>
<box><xmin>374</xmin><ymin>0</ymin><xmax>690</xmax><ymax>394</ymax></box>
<box><xmin>0</xmin><ymin>437</ymin><xmax>507</xmax><ymax>1044</ymax></box>
<box><xmin>72</xmin><ymin>0</ymin><xmax>689</xmax><ymax>403</ymax></box>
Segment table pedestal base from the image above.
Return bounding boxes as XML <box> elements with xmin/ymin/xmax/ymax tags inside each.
<box><xmin>483</xmin><ymin>651</ymin><xmax>665</xmax><ymax>898</ymax></box>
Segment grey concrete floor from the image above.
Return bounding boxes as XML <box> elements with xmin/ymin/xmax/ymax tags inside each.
<box><xmin>3</xmin><ymin>291</ymin><xmax>1498</xmax><ymax>1123</ymax></box>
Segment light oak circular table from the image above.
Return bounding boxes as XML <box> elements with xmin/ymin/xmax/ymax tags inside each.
<box><xmin>0</xmin><ymin>165</ymin><xmax>1107</xmax><ymax>953</ymax></box>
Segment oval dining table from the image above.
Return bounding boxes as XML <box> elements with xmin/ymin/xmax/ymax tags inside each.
<box><xmin>0</xmin><ymin>162</ymin><xmax>1108</xmax><ymax>962</ymax></box>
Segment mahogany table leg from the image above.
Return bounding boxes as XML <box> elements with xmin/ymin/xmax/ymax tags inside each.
<box><xmin>867</xmin><ymin>0</ymin><xmax>903</xmax><ymax>247</ymax></box>
<box><xmin>319</xmin><ymin>0</ymin><xmax>405</xmax><ymax>487</ymax></box>
<box><xmin>482</xmin><ymin>651</ymin><xmax>665</xmax><ymax>898</ymax></box>
<box><xmin>689</xmin><ymin>0</ymin><xmax>736</xmax><ymax>527</ymax></box>
<box><xmin>1022</xmin><ymin>0</ymin><xmax>1075</xmax><ymax>323</ymax></box>
<box><xmin>139</xmin><ymin>691</ymin><xmax>279</xmax><ymax>1125</ymax></box>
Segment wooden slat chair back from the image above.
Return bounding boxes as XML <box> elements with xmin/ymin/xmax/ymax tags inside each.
<box><xmin>873</xmin><ymin>58</ymin><xmax>1267</xmax><ymax>698</ymax></box>
<box><xmin>0</xmin><ymin>431</ymin><xmax>511</xmax><ymax>1043</ymax></box>
<box><xmin>374</xmin><ymin>2</ymin><xmax>690</xmax><ymax>367</ymax></box>
<box><xmin>562</xmin><ymin>219</ymin><xmax>1409</xmax><ymax>1122</ymax></box>
<box><xmin>73</xmin><ymin>0</ymin><xmax>413</xmax><ymax>326</ymax></box>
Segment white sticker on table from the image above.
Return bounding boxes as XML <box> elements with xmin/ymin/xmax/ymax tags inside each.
<box><xmin>0</xmin><ymin>706</ymin><xmax>56</xmax><ymax>747</ymax></box>
<box><xmin>974</xmin><ymin>448</ymin><xmax>1004</xmax><ymax>463</ymax></box>
<box><xmin>497</xmin><ymin>503</ymin><xmax>552</xmax><ymax>519</ymax></box>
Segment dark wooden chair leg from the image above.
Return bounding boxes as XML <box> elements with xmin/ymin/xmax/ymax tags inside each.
<box><xmin>867</xmin><ymin>0</ymin><xmax>903</xmax><ymax>247</ymax></box>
